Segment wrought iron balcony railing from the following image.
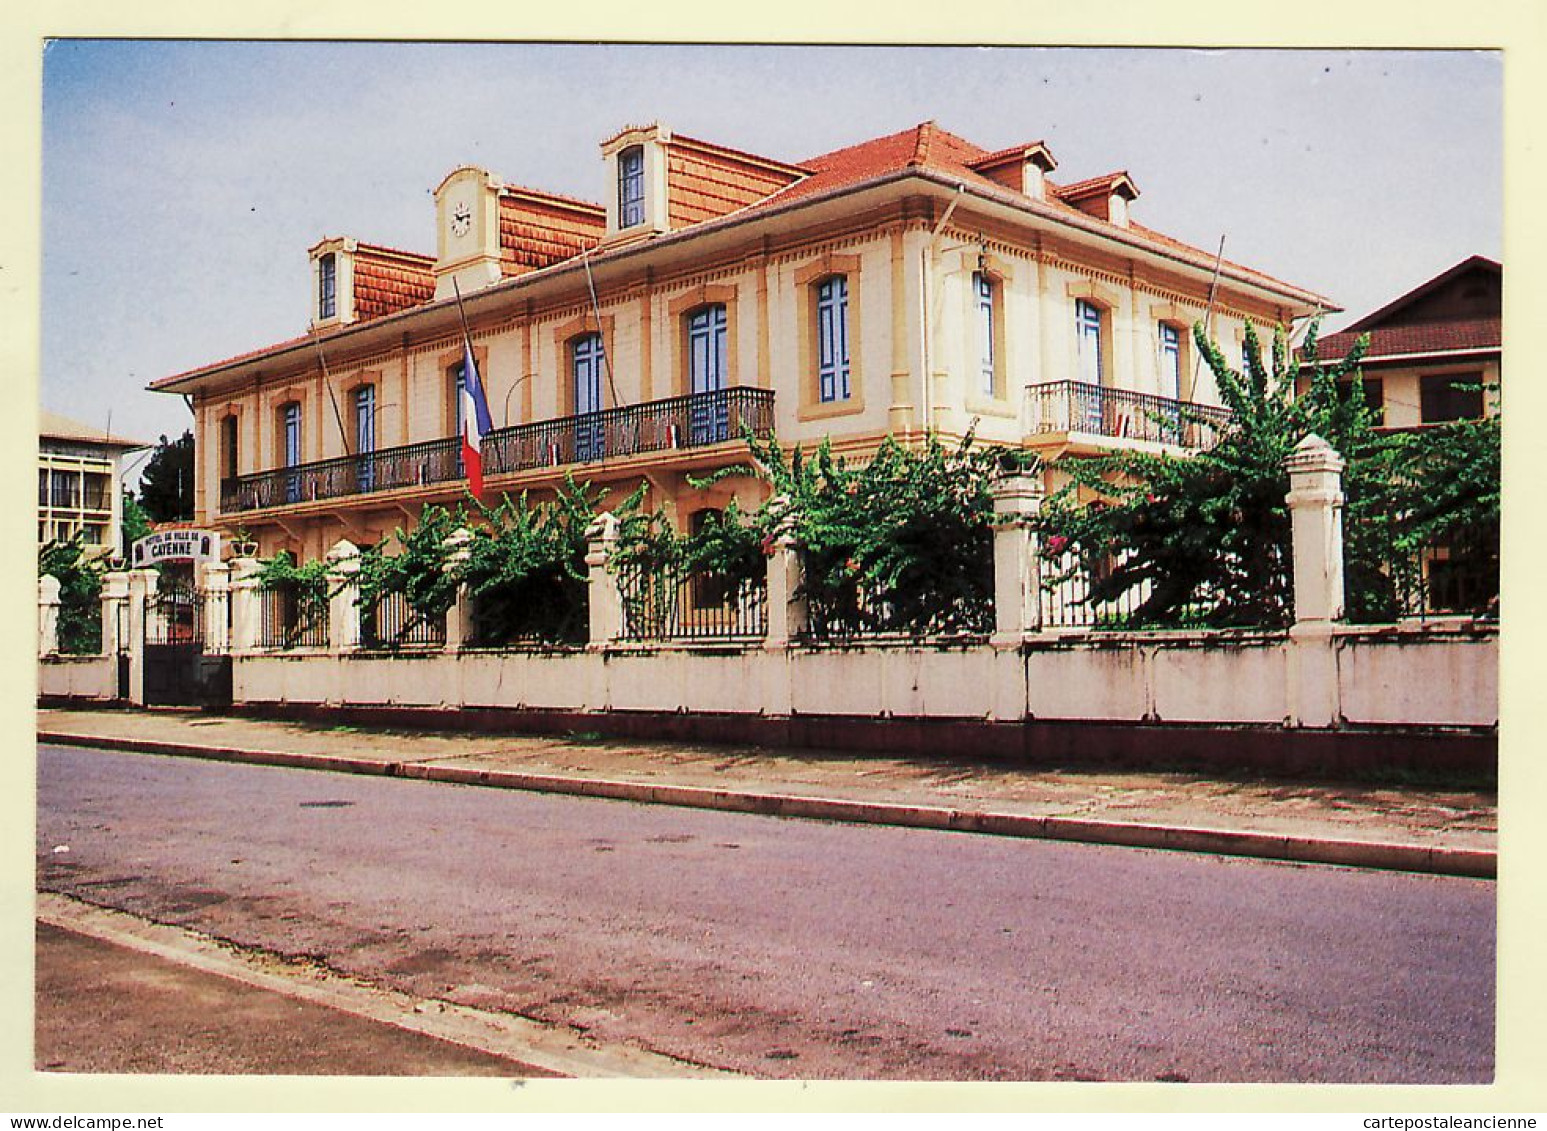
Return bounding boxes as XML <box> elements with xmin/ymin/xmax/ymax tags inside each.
<box><xmin>220</xmin><ymin>385</ymin><xmax>775</xmax><ymax>514</ymax></box>
<box><xmin>1027</xmin><ymin>380</ymin><xmax>1231</xmax><ymax>449</ymax></box>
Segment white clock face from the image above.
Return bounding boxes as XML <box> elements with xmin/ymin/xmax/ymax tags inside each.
<box><xmin>451</xmin><ymin>201</ymin><xmax>472</xmax><ymax>238</ymax></box>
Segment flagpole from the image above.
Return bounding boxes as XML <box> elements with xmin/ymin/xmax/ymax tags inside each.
<box><xmin>308</xmin><ymin>322</ymin><xmax>351</xmax><ymax>454</ymax></box>
<box><xmin>450</xmin><ymin>278</ymin><xmax>490</xmax><ymax>500</ymax></box>
<box><xmin>450</xmin><ymin>277</ymin><xmax>475</xmax><ymax>351</ymax></box>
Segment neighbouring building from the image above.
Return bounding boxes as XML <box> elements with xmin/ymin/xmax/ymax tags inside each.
<box><xmin>150</xmin><ymin>120</ymin><xmax>1330</xmax><ymax>561</ymax></box>
<box><xmin>38</xmin><ymin>410</ymin><xmax>147</xmax><ymax>559</ymax></box>
<box><xmin>1298</xmin><ymin>255</ymin><xmax>1502</xmax><ymax>429</ymax></box>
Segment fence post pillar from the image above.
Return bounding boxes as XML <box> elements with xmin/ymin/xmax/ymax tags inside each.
<box><xmin>124</xmin><ymin>568</ymin><xmax>157</xmax><ymax>704</ymax></box>
<box><xmin>440</xmin><ymin>528</ymin><xmax>473</xmax><ymax>653</ymax></box>
<box><xmin>584</xmin><ymin>512</ymin><xmax>622</xmax><ymax>648</ymax></box>
<box><xmin>1285</xmin><ymin>434</ymin><xmax>1346</xmax><ymax>729</ymax></box>
<box><xmin>324</xmin><ymin>540</ymin><xmax>361</xmax><ymax>653</ymax></box>
<box><xmin>989</xmin><ymin>470</ymin><xmax>1046</xmax><ymax>646</ymax></box>
<box><xmin>764</xmin><ymin>535</ymin><xmax>807</xmax><ymax>650</ymax></box>
<box><xmin>228</xmin><ymin>557</ymin><xmax>263</xmax><ymax>653</ymax></box>
<box><xmin>1286</xmin><ymin>433</ymin><xmax>1347</xmax><ymax>626</ymax></box>
<box><xmin>200</xmin><ymin>559</ymin><xmax>232</xmax><ymax>653</ymax></box>
<box><xmin>38</xmin><ymin>575</ymin><xmax>61</xmax><ymax>658</ymax></box>
<box><xmin>99</xmin><ymin>570</ymin><xmax>130</xmax><ymax>658</ymax></box>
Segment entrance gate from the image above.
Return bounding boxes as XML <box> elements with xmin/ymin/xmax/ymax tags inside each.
<box><xmin>142</xmin><ymin>578</ymin><xmax>232</xmax><ymax>707</ymax></box>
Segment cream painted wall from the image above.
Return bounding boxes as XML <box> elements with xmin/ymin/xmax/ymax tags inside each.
<box><xmin>1367</xmin><ymin>360</ymin><xmax>1500</xmax><ymax>430</ymax></box>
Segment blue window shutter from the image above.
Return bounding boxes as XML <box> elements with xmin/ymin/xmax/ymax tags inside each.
<box><xmin>975</xmin><ymin>273</ymin><xmax>995</xmax><ymax>396</ymax></box>
<box><xmin>1076</xmin><ymin>300</ymin><xmax>1104</xmax><ymax>386</ymax></box>
<box><xmin>619</xmin><ymin>147</ymin><xmax>645</xmax><ymax>229</ymax></box>
<box><xmin>816</xmin><ymin>276</ymin><xmax>849</xmax><ymax>402</ymax></box>
<box><xmin>688</xmin><ymin>305</ymin><xmax>728</xmax><ymax>394</ymax></box>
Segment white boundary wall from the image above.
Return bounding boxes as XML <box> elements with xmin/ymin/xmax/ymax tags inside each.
<box><xmin>227</xmin><ymin>625</ymin><xmax>1496</xmax><ymax>732</ymax></box>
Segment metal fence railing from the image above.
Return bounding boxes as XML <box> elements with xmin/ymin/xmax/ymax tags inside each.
<box><xmin>257</xmin><ymin>586</ymin><xmax>328</xmax><ymax>649</ymax></box>
<box><xmin>1027</xmin><ymin>381</ymin><xmax>1232</xmax><ymax>449</ymax></box>
<box><xmin>466</xmin><ymin>583</ymin><xmax>588</xmax><ymax>648</ymax></box>
<box><xmin>1357</xmin><ymin>525</ymin><xmax>1499</xmax><ymax>624</ymax></box>
<box><xmin>360</xmin><ymin>590</ymin><xmax>447</xmax><ymax>650</ymax></box>
<box><xmin>1039</xmin><ymin>551</ymin><xmax>1155</xmax><ymax>630</ymax></box>
<box><xmin>220</xmin><ymin>386</ymin><xmax>776</xmax><ymax>514</ymax></box>
<box><xmin>801</xmin><ymin>580</ymin><xmax>994</xmax><ymax>642</ymax></box>
<box><xmin>617</xmin><ymin>563</ymin><xmax>768</xmax><ymax>643</ymax></box>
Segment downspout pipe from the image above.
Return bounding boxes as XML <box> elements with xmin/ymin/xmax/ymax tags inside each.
<box><xmin>921</xmin><ymin>184</ymin><xmax>966</xmax><ymax>432</ymax></box>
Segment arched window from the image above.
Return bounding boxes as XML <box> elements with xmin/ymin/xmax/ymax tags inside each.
<box><xmin>619</xmin><ymin>146</ymin><xmax>645</xmax><ymax>229</ymax></box>
<box><xmin>220</xmin><ymin>415</ymin><xmax>239</xmax><ymax>482</ymax></box>
<box><xmin>816</xmin><ymin>276</ymin><xmax>850</xmax><ymax>403</ymax></box>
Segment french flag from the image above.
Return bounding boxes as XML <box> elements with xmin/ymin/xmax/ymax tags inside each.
<box><xmin>459</xmin><ymin>338</ymin><xmax>494</xmax><ymax>499</ymax></box>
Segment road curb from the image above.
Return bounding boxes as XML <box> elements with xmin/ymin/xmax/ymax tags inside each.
<box><xmin>38</xmin><ymin>730</ymin><xmax>1496</xmax><ymax>879</ymax></box>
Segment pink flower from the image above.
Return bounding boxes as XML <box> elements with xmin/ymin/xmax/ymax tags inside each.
<box><xmin>1047</xmin><ymin>535</ymin><xmax>1069</xmax><ymax>555</ymax></box>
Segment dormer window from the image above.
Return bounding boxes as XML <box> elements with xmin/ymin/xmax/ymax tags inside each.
<box><xmin>318</xmin><ymin>253</ymin><xmax>337</xmax><ymax>320</ymax></box>
<box><xmin>619</xmin><ymin>146</ymin><xmax>645</xmax><ymax>229</ymax></box>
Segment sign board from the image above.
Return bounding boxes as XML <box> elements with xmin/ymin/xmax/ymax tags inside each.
<box><xmin>130</xmin><ymin>529</ymin><xmax>222</xmax><ymax>567</ymax></box>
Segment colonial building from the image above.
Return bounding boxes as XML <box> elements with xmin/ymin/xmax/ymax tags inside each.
<box><xmin>151</xmin><ymin>121</ymin><xmax>1329</xmax><ymax>561</ymax></box>
<box><xmin>38</xmin><ymin>410</ymin><xmax>146</xmax><ymax>559</ymax></box>
<box><xmin>1299</xmin><ymin>255</ymin><xmax>1501</xmax><ymax>428</ymax></box>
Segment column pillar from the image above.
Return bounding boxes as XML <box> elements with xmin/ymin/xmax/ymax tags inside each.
<box><xmin>989</xmin><ymin>469</ymin><xmax>1046</xmax><ymax>646</ymax></box>
<box><xmin>124</xmin><ymin>568</ymin><xmax>158</xmax><ymax>704</ymax></box>
<box><xmin>200</xmin><ymin>559</ymin><xmax>232</xmax><ymax>654</ymax></box>
<box><xmin>440</xmin><ymin>528</ymin><xmax>473</xmax><ymax>653</ymax></box>
<box><xmin>1285</xmin><ymin>434</ymin><xmax>1346</xmax><ymax>729</ymax></box>
<box><xmin>1285</xmin><ymin>433</ymin><xmax>1347</xmax><ymax>627</ymax></box>
<box><xmin>38</xmin><ymin>575</ymin><xmax>61</xmax><ymax>658</ymax></box>
<box><xmin>99</xmin><ymin>570</ymin><xmax>130</xmax><ymax>657</ymax></box>
<box><xmin>584</xmin><ymin>512</ymin><xmax>622</xmax><ymax>649</ymax></box>
<box><xmin>764</xmin><ymin>534</ymin><xmax>807</xmax><ymax>651</ymax></box>
<box><xmin>228</xmin><ymin>557</ymin><xmax>263</xmax><ymax>654</ymax></box>
<box><xmin>324</xmin><ymin>539</ymin><xmax>362</xmax><ymax>653</ymax></box>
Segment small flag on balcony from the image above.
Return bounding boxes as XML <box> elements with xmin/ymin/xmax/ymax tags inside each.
<box><xmin>459</xmin><ymin>339</ymin><xmax>494</xmax><ymax>498</ymax></box>
<box><xmin>451</xmin><ymin>279</ymin><xmax>495</xmax><ymax>499</ymax></box>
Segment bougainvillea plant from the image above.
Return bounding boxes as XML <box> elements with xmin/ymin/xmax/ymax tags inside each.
<box><xmin>1030</xmin><ymin>316</ymin><xmax>1503</xmax><ymax>628</ymax></box>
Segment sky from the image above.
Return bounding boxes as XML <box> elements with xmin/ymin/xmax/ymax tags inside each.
<box><xmin>39</xmin><ymin>42</ymin><xmax>1501</xmax><ymax>468</ymax></box>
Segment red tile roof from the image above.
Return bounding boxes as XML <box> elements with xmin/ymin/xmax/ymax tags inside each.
<box><xmin>154</xmin><ymin>121</ymin><xmax>1328</xmax><ymax>391</ymax></box>
<box><xmin>496</xmin><ymin>188</ymin><xmax>605</xmax><ymax>277</ymax></box>
<box><xmin>758</xmin><ymin>123</ymin><xmax>1316</xmax><ymax>300</ymax></box>
<box><xmin>666</xmin><ymin>135</ymin><xmax>808</xmax><ymax>229</ymax></box>
<box><xmin>351</xmin><ymin>243</ymin><xmax>435</xmax><ymax>322</ymax></box>
<box><xmin>1315</xmin><ymin>318</ymin><xmax>1501</xmax><ymax>361</ymax></box>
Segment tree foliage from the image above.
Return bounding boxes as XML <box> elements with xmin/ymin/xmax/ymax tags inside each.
<box><xmin>120</xmin><ymin>492</ymin><xmax>153</xmax><ymax>558</ymax></box>
<box><xmin>457</xmin><ymin>479</ymin><xmax>640</xmax><ymax>646</ymax></box>
<box><xmin>1036</xmin><ymin>319</ymin><xmax>1498</xmax><ymax>627</ymax></box>
<box><xmin>39</xmin><ymin>538</ymin><xmax>104</xmax><ymax>654</ymax></box>
<box><xmin>701</xmin><ymin>430</ymin><xmax>1016</xmax><ymax>637</ymax></box>
<box><xmin>137</xmin><ymin>431</ymin><xmax>195</xmax><ymax>522</ymax></box>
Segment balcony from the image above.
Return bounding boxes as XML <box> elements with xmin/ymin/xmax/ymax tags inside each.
<box><xmin>220</xmin><ymin>386</ymin><xmax>775</xmax><ymax>515</ymax></box>
<box><xmin>1026</xmin><ymin>381</ymin><xmax>1231</xmax><ymax>449</ymax></box>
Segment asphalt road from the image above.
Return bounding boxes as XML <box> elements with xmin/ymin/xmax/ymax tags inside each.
<box><xmin>36</xmin><ymin>743</ymin><xmax>1495</xmax><ymax>1082</ymax></box>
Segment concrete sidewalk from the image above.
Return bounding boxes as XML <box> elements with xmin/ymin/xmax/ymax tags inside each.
<box><xmin>37</xmin><ymin>706</ymin><xmax>1497</xmax><ymax>877</ymax></box>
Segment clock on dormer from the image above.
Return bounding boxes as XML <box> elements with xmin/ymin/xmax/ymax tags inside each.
<box><xmin>451</xmin><ymin>201</ymin><xmax>472</xmax><ymax>238</ymax></box>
